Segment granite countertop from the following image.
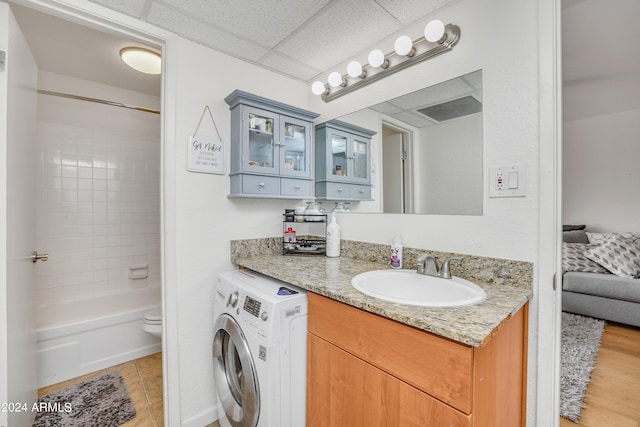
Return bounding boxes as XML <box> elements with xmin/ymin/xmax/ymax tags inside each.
<box><xmin>231</xmin><ymin>251</ymin><xmax>532</xmax><ymax>347</ymax></box>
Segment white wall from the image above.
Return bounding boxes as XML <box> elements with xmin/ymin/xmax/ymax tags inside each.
<box><xmin>563</xmin><ymin>108</ymin><xmax>640</xmax><ymax>233</ymax></box>
<box><xmin>34</xmin><ymin>71</ymin><xmax>161</xmax><ymax>302</ymax></box>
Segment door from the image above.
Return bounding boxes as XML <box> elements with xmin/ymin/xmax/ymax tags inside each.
<box><xmin>382</xmin><ymin>124</ymin><xmax>413</xmax><ymax>214</ymax></box>
<box><xmin>279</xmin><ymin>115</ymin><xmax>311</xmax><ymax>178</ymax></box>
<box><xmin>0</xmin><ymin>3</ymin><xmax>39</xmax><ymax>426</ymax></box>
<box><xmin>212</xmin><ymin>314</ymin><xmax>260</xmax><ymax>427</ymax></box>
<box><xmin>382</xmin><ymin>128</ymin><xmax>405</xmax><ymax>213</ymax></box>
<box><xmin>327</xmin><ymin>128</ymin><xmax>350</xmax><ymax>181</ymax></box>
<box><xmin>350</xmin><ymin>135</ymin><xmax>370</xmax><ymax>184</ymax></box>
<box><xmin>242</xmin><ymin>106</ymin><xmax>279</xmax><ymax>175</ymax></box>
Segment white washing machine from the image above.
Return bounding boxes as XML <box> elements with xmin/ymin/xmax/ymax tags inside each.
<box><xmin>213</xmin><ymin>269</ymin><xmax>308</xmax><ymax>427</ymax></box>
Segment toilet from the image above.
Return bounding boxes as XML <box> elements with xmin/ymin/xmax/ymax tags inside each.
<box><xmin>142</xmin><ymin>307</ymin><xmax>162</xmax><ymax>338</ymax></box>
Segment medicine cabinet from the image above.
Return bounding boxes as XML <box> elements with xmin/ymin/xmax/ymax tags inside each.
<box><xmin>315</xmin><ymin>120</ymin><xmax>376</xmax><ymax>201</ymax></box>
<box><xmin>225</xmin><ymin>90</ymin><xmax>319</xmax><ymax>198</ymax></box>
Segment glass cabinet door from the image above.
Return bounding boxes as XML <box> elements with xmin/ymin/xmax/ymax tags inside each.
<box><xmin>244</xmin><ymin>109</ymin><xmax>277</xmax><ymax>173</ymax></box>
<box><xmin>329</xmin><ymin>131</ymin><xmax>349</xmax><ymax>180</ymax></box>
<box><xmin>280</xmin><ymin>116</ymin><xmax>310</xmax><ymax>177</ymax></box>
<box><xmin>352</xmin><ymin>137</ymin><xmax>369</xmax><ymax>181</ymax></box>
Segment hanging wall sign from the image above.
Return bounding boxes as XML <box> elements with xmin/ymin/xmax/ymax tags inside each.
<box><xmin>187</xmin><ymin>105</ymin><xmax>225</xmax><ymax>174</ymax></box>
<box><xmin>187</xmin><ymin>134</ymin><xmax>224</xmax><ymax>174</ymax></box>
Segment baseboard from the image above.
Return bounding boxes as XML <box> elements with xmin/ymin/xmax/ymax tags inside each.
<box><xmin>181</xmin><ymin>405</ymin><xmax>218</xmax><ymax>427</ymax></box>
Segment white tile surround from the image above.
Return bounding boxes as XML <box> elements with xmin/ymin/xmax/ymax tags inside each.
<box><xmin>34</xmin><ymin>77</ymin><xmax>161</xmax><ymax>302</ymax></box>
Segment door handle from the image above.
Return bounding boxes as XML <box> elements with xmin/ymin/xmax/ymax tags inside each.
<box><xmin>32</xmin><ymin>251</ymin><xmax>48</xmax><ymax>263</ymax></box>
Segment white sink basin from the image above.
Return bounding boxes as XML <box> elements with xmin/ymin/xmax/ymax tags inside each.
<box><xmin>351</xmin><ymin>269</ymin><xmax>487</xmax><ymax>307</ymax></box>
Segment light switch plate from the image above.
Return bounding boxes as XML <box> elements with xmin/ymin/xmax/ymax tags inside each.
<box><xmin>489</xmin><ymin>164</ymin><xmax>526</xmax><ymax>198</ymax></box>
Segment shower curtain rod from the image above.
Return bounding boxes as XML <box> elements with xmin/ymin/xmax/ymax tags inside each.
<box><xmin>37</xmin><ymin>89</ymin><xmax>160</xmax><ymax>115</ymax></box>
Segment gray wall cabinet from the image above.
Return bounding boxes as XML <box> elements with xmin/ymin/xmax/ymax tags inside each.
<box><xmin>315</xmin><ymin>120</ymin><xmax>376</xmax><ymax>201</ymax></box>
<box><xmin>225</xmin><ymin>90</ymin><xmax>319</xmax><ymax>198</ymax></box>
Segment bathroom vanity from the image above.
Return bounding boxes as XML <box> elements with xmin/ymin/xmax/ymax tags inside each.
<box><xmin>230</xmin><ymin>238</ymin><xmax>532</xmax><ymax>427</ymax></box>
<box><xmin>308</xmin><ymin>293</ymin><xmax>526</xmax><ymax>427</ymax></box>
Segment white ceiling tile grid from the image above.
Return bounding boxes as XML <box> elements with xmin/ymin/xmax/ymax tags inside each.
<box><xmin>86</xmin><ymin>0</ymin><xmax>461</xmax><ymax>81</ymax></box>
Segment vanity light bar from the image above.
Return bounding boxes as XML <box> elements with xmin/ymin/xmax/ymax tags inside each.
<box><xmin>313</xmin><ymin>21</ymin><xmax>460</xmax><ymax>103</ymax></box>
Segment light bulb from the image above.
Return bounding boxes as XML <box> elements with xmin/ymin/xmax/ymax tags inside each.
<box><xmin>311</xmin><ymin>80</ymin><xmax>326</xmax><ymax>95</ymax></box>
<box><xmin>368</xmin><ymin>49</ymin><xmax>386</xmax><ymax>68</ymax></box>
<box><xmin>347</xmin><ymin>61</ymin><xmax>364</xmax><ymax>78</ymax></box>
<box><xmin>394</xmin><ymin>35</ymin><xmax>414</xmax><ymax>56</ymax></box>
<box><xmin>328</xmin><ymin>71</ymin><xmax>344</xmax><ymax>88</ymax></box>
<box><xmin>424</xmin><ymin>19</ymin><xmax>446</xmax><ymax>43</ymax></box>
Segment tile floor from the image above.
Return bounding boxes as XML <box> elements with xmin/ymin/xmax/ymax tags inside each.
<box><xmin>38</xmin><ymin>352</ymin><xmax>164</xmax><ymax>427</ymax></box>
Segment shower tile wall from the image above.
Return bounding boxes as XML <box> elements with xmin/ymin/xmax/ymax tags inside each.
<box><xmin>34</xmin><ymin>84</ymin><xmax>161</xmax><ymax>302</ymax></box>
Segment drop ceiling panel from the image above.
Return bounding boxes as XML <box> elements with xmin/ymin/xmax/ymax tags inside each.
<box><xmin>392</xmin><ymin>110</ymin><xmax>436</xmax><ymax>127</ymax></box>
<box><xmin>259</xmin><ymin>52</ymin><xmax>321</xmax><ymax>81</ymax></box>
<box><xmin>274</xmin><ymin>0</ymin><xmax>400</xmax><ymax>71</ymax></box>
<box><xmin>147</xmin><ymin>3</ymin><xmax>269</xmax><ymax>61</ymax></box>
<box><xmin>389</xmin><ymin>78</ymin><xmax>474</xmax><ymax>110</ymax></box>
<box><xmin>161</xmin><ymin>0</ymin><xmax>331</xmax><ymax>48</ymax></box>
<box><xmin>375</xmin><ymin>0</ymin><xmax>458</xmax><ymax>25</ymax></box>
<box><xmin>369</xmin><ymin>102</ymin><xmax>404</xmax><ymax>116</ymax></box>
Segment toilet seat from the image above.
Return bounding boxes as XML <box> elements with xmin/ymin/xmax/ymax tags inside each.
<box><xmin>143</xmin><ymin>307</ymin><xmax>162</xmax><ymax>339</ymax></box>
<box><xmin>144</xmin><ymin>307</ymin><xmax>162</xmax><ymax>324</ymax></box>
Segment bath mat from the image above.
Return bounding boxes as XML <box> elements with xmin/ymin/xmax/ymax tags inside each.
<box><xmin>32</xmin><ymin>371</ymin><xmax>136</xmax><ymax>427</ymax></box>
<box><xmin>560</xmin><ymin>312</ymin><xmax>605</xmax><ymax>422</ymax></box>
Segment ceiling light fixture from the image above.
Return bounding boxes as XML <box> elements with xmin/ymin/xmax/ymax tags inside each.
<box><xmin>119</xmin><ymin>47</ymin><xmax>162</xmax><ymax>75</ymax></box>
<box><xmin>311</xmin><ymin>19</ymin><xmax>459</xmax><ymax>102</ymax></box>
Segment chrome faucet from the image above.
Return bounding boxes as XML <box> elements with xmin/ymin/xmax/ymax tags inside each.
<box><xmin>413</xmin><ymin>253</ymin><xmax>462</xmax><ymax>279</ymax></box>
<box><xmin>415</xmin><ymin>253</ymin><xmax>439</xmax><ymax>276</ymax></box>
<box><xmin>439</xmin><ymin>256</ymin><xmax>462</xmax><ymax>279</ymax></box>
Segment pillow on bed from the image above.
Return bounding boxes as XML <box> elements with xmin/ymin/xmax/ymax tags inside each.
<box><xmin>562</xmin><ymin>242</ymin><xmax>609</xmax><ymax>274</ymax></box>
<box><xmin>563</xmin><ymin>224</ymin><xmax>586</xmax><ymax>232</ymax></box>
<box><xmin>583</xmin><ymin>234</ymin><xmax>640</xmax><ymax>279</ymax></box>
<box><xmin>563</xmin><ymin>230</ymin><xmax>589</xmax><ymax>243</ymax></box>
<box><xmin>586</xmin><ymin>231</ymin><xmax>640</xmax><ymax>245</ymax></box>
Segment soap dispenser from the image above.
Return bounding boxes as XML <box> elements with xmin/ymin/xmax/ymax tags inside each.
<box><xmin>390</xmin><ymin>235</ymin><xmax>403</xmax><ymax>269</ymax></box>
<box><xmin>326</xmin><ymin>213</ymin><xmax>341</xmax><ymax>257</ymax></box>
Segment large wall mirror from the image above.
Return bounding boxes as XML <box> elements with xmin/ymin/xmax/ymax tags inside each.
<box><xmin>336</xmin><ymin>70</ymin><xmax>483</xmax><ymax>215</ymax></box>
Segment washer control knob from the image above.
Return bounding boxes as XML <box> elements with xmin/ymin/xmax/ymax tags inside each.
<box><xmin>260</xmin><ymin>311</ymin><xmax>268</xmax><ymax>321</ymax></box>
<box><xmin>228</xmin><ymin>291</ymin><xmax>239</xmax><ymax>308</ymax></box>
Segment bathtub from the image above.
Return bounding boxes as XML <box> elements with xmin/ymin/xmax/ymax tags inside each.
<box><xmin>36</xmin><ymin>285</ymin><xmax>162</xmax><ymax>388</ymax></box>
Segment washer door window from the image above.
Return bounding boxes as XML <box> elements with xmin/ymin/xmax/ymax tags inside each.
<box><xmin>213</xmin><ymin>314</ymin><xmax>260</xmax><ymax>427</ymax></box>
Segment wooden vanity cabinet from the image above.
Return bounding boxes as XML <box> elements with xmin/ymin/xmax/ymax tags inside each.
<box><xmin>306</xmin><ymin>293</ymin><xmax>528</xmax><ymax>427</ymax></box>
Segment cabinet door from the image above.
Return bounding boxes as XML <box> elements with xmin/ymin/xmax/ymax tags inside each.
<box><xmin>307</xmin><ymin>333</ymin><xmax>471</xmax><ymax>427</ymax></box>
<box><xmin>326</xmin><ymin>128</ymin><xmax>351</xmax><ymax>181</ymax></box>
<box><xmin>242</xmin><ymin>106</ymin><xmax>279</xmax><ymax>174</ymax></box>
<box><xmin>279</xmin><ymin>115</ymin><xmax>311</xmax><ymax>178</ymax></box>
<box><xmin>350</xmin><ymin>135</ymin><xmax>370</xmax><ymax>184</ymax></box>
